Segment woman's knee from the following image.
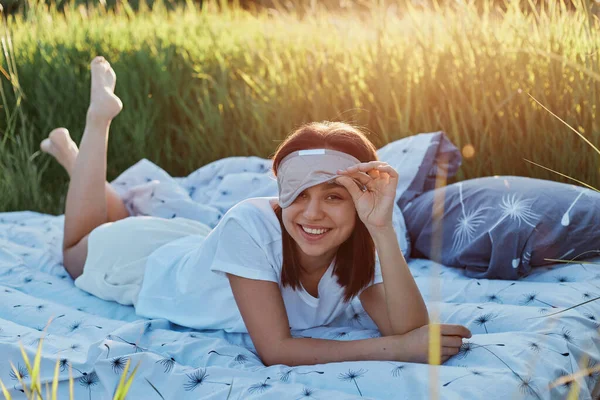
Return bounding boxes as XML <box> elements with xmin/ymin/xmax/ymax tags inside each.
<box><xmin>63</xmin><ymin>235</ymin><xmax>89</xmax><ymax>280</ymax></box>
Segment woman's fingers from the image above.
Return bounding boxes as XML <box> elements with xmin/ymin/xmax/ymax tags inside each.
<box><xmin>338</xmin><ymin>170</ymin><xmax>372</xmax><ymax>186</ymax></box>
<box><xmin>441</xmin><ymin>335</ymin><xmax>464</xmax><ymax>348</ymax></box>
<box><xmin>335</xmin><ymin>176</ymin><xmax>365</xmax><ymax>200</ymax></box>
<box><xmin>440</xmin><ymin>324</ymin><xmax>472</xmax><ymax>338</ymax></box>
<box><xmin>350</xmin><ymin>161</ymin><xmax>390</xmax><ymax>171</ymax></box>
<box><xmin>441</xmin><ymin>354</ymin><xmax>453</xmax><ymax>363</ymax></box>
<box><xmin>339</xmin><ymin>169</ymin><xmax>389</xmax><ymax>188</ymax></box>
<box><xmin>375</xmin><ymin>164</ymin><xmax>398</xmax><ymax>180</ymax></box>
<box><xmin>366</xmin><ymin>168</ymin><xmax>380</xmax><ymax>179</ymax></box>
<box><xmin>338</xmin><ymin>162</ymin><xmax>398</xmax><ymax>189</ymax></box>
<box><xmin>442</xmin><ymin>346</ymin><xmax>460</xmax><ymax>356</ymax></box>
<box><xmin>339</xmin><ymin>162</ymin><xmax>396</xmax><ymax>178</ymax></box>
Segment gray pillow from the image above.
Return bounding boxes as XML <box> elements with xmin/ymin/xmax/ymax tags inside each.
<box><xmin>401</xmin><ymin>176</ymin><xmax>600</xmax><ymax>279</ymax></box>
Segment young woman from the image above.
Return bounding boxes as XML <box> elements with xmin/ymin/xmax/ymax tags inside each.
<box><xmin>41</xmin><ymin>56</ymin><xmax>471</xmax><ymax>367</ymax></box>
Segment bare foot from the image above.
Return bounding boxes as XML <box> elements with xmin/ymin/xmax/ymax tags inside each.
<box><xmin>88</xmin><ymin>56</ymin><xmax>123</xmax><ymax>121</ymax></box>
<box><xmin>40</xmin><ymin>128</ymin><xmax>79</xmax><ymax>177</ymax></box>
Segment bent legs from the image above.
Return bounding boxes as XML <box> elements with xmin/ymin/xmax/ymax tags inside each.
<box><xmin>41</xmin><ymin>56</ymin><xmax>128</xmax><ymax>279</ymax></box>
<box><xmin>40</xmin><ymin>127</ymin><xmax>129</xmax><ymax>224</ymax></box>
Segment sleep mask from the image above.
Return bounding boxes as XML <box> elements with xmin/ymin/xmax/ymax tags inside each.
<box><xmin>277</xmin><ymin>148</ymin><xmax>365</xmax><ymax>208</ymax></box>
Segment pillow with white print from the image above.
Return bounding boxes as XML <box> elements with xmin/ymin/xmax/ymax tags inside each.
<box><xmin>400</xmin><ymin>176</ymin><xmax>600</xmax><ymax>279</ymax></box>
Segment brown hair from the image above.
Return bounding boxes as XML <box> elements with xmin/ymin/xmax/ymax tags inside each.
<box><xmin>271</xmin><ymin>121</ymin><xmax>379</xmax><ymax>302</ymax></box>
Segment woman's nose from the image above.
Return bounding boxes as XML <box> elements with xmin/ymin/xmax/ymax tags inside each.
<box><xmin>302</xmin><ymin>198</ymin><xmax>324</xmax><ymax>220</ymax></box>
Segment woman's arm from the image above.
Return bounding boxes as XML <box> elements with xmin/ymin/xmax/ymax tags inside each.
<box><xmin>334</xmin><ymin>162</ymin><xmax>428</xmax><ymax>336</ymax></box>
<box><xmin>228</xmin><ymin>274</ymin><xmax>415</xmax><ymax>366</ymax></box>
<box><xmin>361</xmin><ymin>225</ymin><xmax>429</xmax><ymax>336</ymax></box>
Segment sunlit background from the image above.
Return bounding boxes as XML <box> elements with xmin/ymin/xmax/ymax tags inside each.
<box><xmin>0</xmin><ymin>2</ymin><xmax>599</xmax><ymax>399</ymax></box>
<box><xmin>0</xmin><ymin>0</ymin><xmax>598</xmax><ymax>215</ymax></box>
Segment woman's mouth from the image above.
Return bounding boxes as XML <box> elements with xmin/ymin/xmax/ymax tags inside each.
<box><xmin>297</xmin><ymin>224</ymin><xmax>331</xmax><ymax>242</ymax></box>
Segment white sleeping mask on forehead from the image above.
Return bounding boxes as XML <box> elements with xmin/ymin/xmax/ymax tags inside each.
<box><xmin>277</xmin><ymin>149</ymin><xmax>365</xmax><ymax>208</ymax></box>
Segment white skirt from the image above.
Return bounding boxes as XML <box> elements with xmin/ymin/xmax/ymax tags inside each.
<box><xmin>74</xmin><ymin>216</ymin><xmax>212</xmax><ymax>306</ymax></box>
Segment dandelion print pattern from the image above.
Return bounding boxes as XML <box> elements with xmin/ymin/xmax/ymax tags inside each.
<box><xmin>452</xmin><ymin>183</ymin><xmax>491</xmax><ymax>252</ymax></box>
<box><xmin>522</xmin><ymin>251</ymin><xmax>531</xmax><ymax>267</ymax></box>
<box><xmin>543</xmin><ymin>327</ymin><xmax>576</xmax><ymax>344</ymax></box>
<box><xmin>485</xmin><ymin>282</ymin><xmax>516</xmax><ymax>303</ymax></box>
<box><xmin>145</xmin><ymin>378</ymin><xmax>165</xmax><ymax>400</ymax></box>
<box><xmin>338</xmin><ymin>369</ymin><xmax>367</xmax><ymax>397</ymax></box>
<box><xmin>9</xmin><ymin>363</ymin><xmax>28</xmax><ymax>381</ymax></box>
<box><xmin>386</xmin><ymin>363</ymin><xmax>406</xmax><ymax>377</ymax></box>
<box><xmin>555</xmin><ymin>276</ymin><xmax>571</xmax><ymax>283</ymax></box>
<box><xmin>111</xmin><ymin>357</ymin><xmax>129</xmax><ymax>374</ymax></box>
<box><xmin>333</xmin><ymin>331</ymin><xmax>350</xmax><ymax>339</ymax></box>
<box><xmin>278</xmin><ymin>368</ymin><xmax>324</xmax><ymax>382</ymax></box>
<box><xmin>208</xmin><ymin>350</ymin><xmax>251</xmax><ymax>365</ymax></box>
<box><xmin>560</xmin><ymin>283</ymin><xmax>597</xmax><ymax>300</ymax></box>
<box><xmin>527</xmin><ymin>342</ymin><xmax>569</xmax><ymax>357</ymax></box>
<box><xmin>518</xmin><ymin>377</ymin><xmax>540</xmax><ymax>399</ymax></box>
<box><xmin>585</xmin><ymin>359</ymin><xmax>600</xmax><ymax>384</ymax></box>
<box><xmin>28</xmin><ymin>335</ymin><xmax>51</xmax><ymax>346</ymax></box>
<box><xmin>156</xmin><ymin>356</ymin><xmax>176</xmax><ymax>373</ymax></box>
<box><xmin>55</xmin><ymin>343</ymin><xmax>82</xmax><ymax>354</ymax></box>
<box><xmin>59</xmin><ymin>359</ymin><xmax>69</xmax><ymax>372</ymax></box>
<box><xmin>12</xmin><ymin>303</ymin><xmax>47</xmax><ymax>312</ymax></box>
<box><xmin>554</xmin><ymin>370</ymin><xmax>575</xmax><ymax>391</ymax></box>
<box><xmin>297</xmin><ymin>387</ymin><xmax>317</xmax><ymax>399</ymax></box>
<box><xmin>106</xmin><ymin>334</ymin><xmax>147</xmax><ymax>352</ymax></box>
<box><xmin>473</xmin><ymin>313</ymin><xmax>499</xmax><ymax>334</ymax></box>
<box><xmin>520</xmin><ymin>293</ymin><xmax>557</xmax><ymax>308</ymax></box>
<box><xmin>457</xmin><ymin>341</ymin><xmax>542</xmax><ymax>400</ymax></box>
<box><xmin>489</xmin><ymin>193</ymin><xmax>540</xmax><ymax>230</ymax></box>
<box><xmin>350</xmin><ymin>311</ymin><xmax>365</xmax><ymax>327</ymax></box>
<box><xmin>248</xmin><ymin>377</ymin><xmax>272</xmax><ymax>394</ymax></box>
<box><xmin>143</xmin><ymin>321</ymin><xmax>154</xmax><ymax>334</ymax></box>
<box><xmin>584</xmin><ymin>313</ymin><xmax>600</xmax><ymax>328</ymax></box>
<box><xmin>79</xmin><ymin>371</ymin><xmax>99</xmax><ymax>400</ymax></box>
<box><xmin>68</xmin><ymin>320</ymin><xmax>103</xmax><ymax>333</ymax></box>
<box><xmin>561</xmin><ymin>189</ymin><xmax>586</xmax><ymax>226</ymax></box>
<box><xmin>3</xmin><ymin>149</ymin><xmax>600</xmax><ymax>400</ymax></box>
<box><xmin>457</xmin><ymin>342</ymin><xmax>506</xmax><ymax>360</ymax></box>
<box><xmin>443</xmin><ymin>369</ymin><xmax>485</xmax><ymax>387</ymax></box>
<box><xmin>103</xmin><ymin>343</ymin><xmax>111</xmax><ymax>358</ymax></box>
<box><xmin>58</xmin><ymin>359</ymin><xmax>88</xmax><ymax>376</ymax></box>
<box><xmin>184</xmin><ymin>369</ymin><xmax>231</xmax><ymax>391</ymax></box>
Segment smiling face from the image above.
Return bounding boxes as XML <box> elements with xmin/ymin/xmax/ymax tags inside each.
<box><xmin>281</xmin><ymin>181</ymin><xmax>357</xmax><ymax>272</ymax></box>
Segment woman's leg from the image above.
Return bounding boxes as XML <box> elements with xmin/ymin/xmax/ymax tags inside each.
<box><xmin>41</xmin><ymin>127</ymin><xmax>129</xmax><ymax>223</ymax></box>
<box><xmin>44</xmin><ymin>56</ymin><xmax>125</xmax><ymax>279</ymax></box>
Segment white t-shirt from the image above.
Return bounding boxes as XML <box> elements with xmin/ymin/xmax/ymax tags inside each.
<box><xmin>135</xmin><ymin>197</ymin><xmax>383</xmax><ymax>333</ymax></box>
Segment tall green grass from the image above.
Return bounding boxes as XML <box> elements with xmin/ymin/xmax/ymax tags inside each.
<box><xmin>0</xmin><ymin>0</ymin><xmax>598</xmax><ymax>213</ymax></box>
<box><xmin>0</xmin><ymin>332</ymin><xmax>139</xmax><ymax>400</ymax></box>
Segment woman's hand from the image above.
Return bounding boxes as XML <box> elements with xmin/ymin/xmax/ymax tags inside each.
<box><xmin>394</xmin><ymin>324</ymin><xmax>472</xmax><ymax>364</ymax></box>
<box><xmin>335</xmin><ymin>161</ymin><xmax>398</xmax><ymax>231</ymax></box>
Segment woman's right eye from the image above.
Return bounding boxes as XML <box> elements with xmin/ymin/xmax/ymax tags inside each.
<box><xmin>293</xmin><ymin>193</ymin><xmax>307</xmax><ymax>203</ymax></box>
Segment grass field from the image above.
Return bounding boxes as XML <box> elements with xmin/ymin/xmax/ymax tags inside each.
<box><xmin>0</xmin><ymin>0</ymin><xmax>598</xmax><ymax>213</ymax></box>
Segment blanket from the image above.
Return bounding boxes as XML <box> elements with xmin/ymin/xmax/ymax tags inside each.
<box><xmin>1</xmin><ymin>133</ymin><xmax>599</xmax><ymax>399</ymax></box>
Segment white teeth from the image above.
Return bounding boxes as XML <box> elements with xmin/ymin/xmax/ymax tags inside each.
<box><xmin>302</xmin><ymin>226</ymin><xmax>330</xmax><ymax>235</ymax></box>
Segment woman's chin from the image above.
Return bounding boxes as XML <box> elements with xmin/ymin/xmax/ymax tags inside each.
<box><xmin>300</xmin><ymin>241</ymin><xmax>344</xmax><ymax>259</ymax></box>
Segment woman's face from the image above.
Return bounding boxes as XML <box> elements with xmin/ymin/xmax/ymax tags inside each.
<box><xmin>282</xmin><ymin>181</ymin><xmax>356</xmax><ymax>270</ymax></box>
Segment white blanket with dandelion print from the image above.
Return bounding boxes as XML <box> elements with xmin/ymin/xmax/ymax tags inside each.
<box><xmin>1</xmin><ymin>132</ymin><xmax>600</xmax><ymax>399</ymax></box>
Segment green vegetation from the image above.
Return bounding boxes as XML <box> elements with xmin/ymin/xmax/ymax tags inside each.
<box><xmin>0</xmin><ymin>0</ymin><xmax>598</xmax><ymax>213</ymax></box>
<box><xmin>0</xmin><ymin>335</ymin><xmax>139</xmax><ymax>399</ymax></box>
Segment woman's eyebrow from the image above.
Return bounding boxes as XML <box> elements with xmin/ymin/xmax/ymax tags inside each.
<box><xmin>324</xmin><ymin>182</ymin><xmax>341</xmax><ymax>188</ymax></box>
<box><xmin>323</xmin><ymin>182</ymin><xmax>349</xmax><ymax>191</ymax></box>
<box><xmin>324</xmin><ymin>180</ymin><xmax>364</xmax><ymax>191</ymax></box>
